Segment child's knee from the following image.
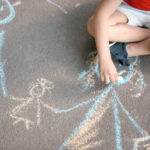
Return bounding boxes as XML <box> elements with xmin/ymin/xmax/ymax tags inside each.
<box><xmin>87</xmin><ymin>16</ymin><xmax>94</xmax><ymax>36</ymax></box>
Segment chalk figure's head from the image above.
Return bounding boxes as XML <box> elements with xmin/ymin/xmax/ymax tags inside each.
<box><xmin>29</xmin><ymin>78</ymin><xmax>54</xmax><ymax>98</ymax></box>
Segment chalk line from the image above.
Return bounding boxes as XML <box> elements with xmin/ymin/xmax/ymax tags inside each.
<box><xmin>12</xmin><ymin>1</ymin><xmax>21</xmax><ymax>7</ymax></box>
<box><xmin>0</xmin><ymin>31</ymin><xmax>7</xmax><ymax>97</ymax></box>
<box><xmin>59</xmin><ymin>85</ymin><xmax>113</xmax><ymax>150</ymax></box>
<box><xmin>67</xmin><ymin>97</ymin><xmax>110</xmax><ymax>150</ymax></box>
<box><xmin>0</xmin><ymin>0</ymin><xmax>16</xmax><ymax>25</ymax></box>
<box><xmin>47</xmin><ymin>0</ymin><xmax>68</xmax><ymax>14</ymax></box>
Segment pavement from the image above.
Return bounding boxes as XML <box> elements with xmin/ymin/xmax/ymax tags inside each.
<box><xmin>0</xmin><ymin>0</ymin><xmax>150</xmax><ymax>150</ymax></box>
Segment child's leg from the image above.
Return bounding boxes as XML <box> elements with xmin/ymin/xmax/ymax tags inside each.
<box><xmin>127</xmin><ymin>38</ymin><xmax>150</xmax><ymax>57</ymax></box>
<box><xmin>87</xmin><ymin>10</ymin><xmax>150</xmax><ymax>42</ymax></box>
<box><xmin>87</xmin><ymin>10</ymin><xmax>128</xmax><ymax>38</ymax></box>
<box><xmin>109</xmin><ymin>24</ymin><xmax>150</xmax><ymax>42</ymax></box>
<box><xmin>87</xmin><ymin>10</ymin><xmax>150</xmax><ymax>57</ymax></box>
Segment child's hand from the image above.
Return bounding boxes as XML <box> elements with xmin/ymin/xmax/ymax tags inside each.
<box><xmin>99</xmin><ymin>58</ymin><xmax>118</xmax><ymax>84</ymax></box>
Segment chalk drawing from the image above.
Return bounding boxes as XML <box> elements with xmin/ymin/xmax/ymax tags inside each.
<box><xmin>0</xmin><ymin>0</ymin><xmax>17</xmax><ymax>97</ymax></box>
<box><xmin>2</xmin><ymin>1</ymin><xmax>148</xmax><ymax>149</ymax></box>
<box><xmin>0</xmin><ymin>6</ymin><xmax>4</xmax><ymax>12</ymax></box>
<box><xmin>144</xmin><ymin>143</ymin><xmax>150</xmax><ymax>150</ymax></box>
<box><xmin>66</xmin><ymin>97</ymin><xmax>109</xmax><ymax>150</ymax></box>
<box><xmin>10</xmin><ymin>78</ymin><xmax>54</xmax><ymax>130</ymax></box>
<box><xmin>58</xmin><ymin>49</ymin><xmax>149</xmax><ymax>150</ymax></box>
<box><xmin>133</xmin><ymin>136</ymin><xmax>150</xmax><ymax>150</ymax></box>
<box><xmin>12</xmin><ymin>1</ymin><xmax>21</xmax><ymax>7</ymax></box>
<box><xmin>47</xmin><ymin>0</ymin><xmax>68</xmax><ymax>14</ymax></box>
<box><xmin>0</xmin><ymin>31</ymin><xmax>7</xmax><ymax>97</ymax></box>
<box><xmin>9</xmin><ymin>48</ymin><xmax>149</xmax><ymax>149</ymax></box>
<box><xmin>0</xmin><ymin>0</ymin><xmax>16</xmax><ymax>25</ymax></box>
<box><xmin>74</xmin><ymin>3</ymin><xmax>80</xmax><ymax>8</ymax></box>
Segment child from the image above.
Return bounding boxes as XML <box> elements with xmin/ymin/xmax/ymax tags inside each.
<box><xmin>87</xmin><ymin>0</ymin><xmax>150</xmax><ymax>84</ymax></box>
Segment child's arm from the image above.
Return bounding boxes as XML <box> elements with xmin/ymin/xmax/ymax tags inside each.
<box><xmin>92</xmin><ymin>0</ymin><xmax>122</xmax><ymax>84</ymax></box>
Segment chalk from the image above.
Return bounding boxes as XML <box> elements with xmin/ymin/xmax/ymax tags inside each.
<box><xmin>74</xmin><ymin>3</ymin><xmax>80</xmax><ymax>8</ymax></box>
<box><xmin>67</xmin><ymin>99</ymin><xmax>109</xmax><ymax>149</ymax></box>
<box><xmin>59</xmin><ymin>57</ymin><xmax>148</xmax><ymax>150</ymax></box>
<box><xmin>59</xmin><ymin>85</ymin><xmax>113</xmax><ymax>150</ymax></box>
<box><xmin>10</xmin><ymin>78</ymin><xmax>54</xmax><ymax>129</ymax></box>
<box><xmin>133</xmin><ymin>136</ymin><xmax>150</xmax><ymax>150</ymax></box>
<box><xmin>112</xmin><ymin>91</ymin><xmax>122</xmax><ymax>150</ymax></box>
<box><xmin>0</xmin><ymin>0</ymin><xmax>16</xmax><ymax>25</ymax></box>
<box><xmin>0</xmin><ymin>31</ymin><xmax>7</xmax><ymax>97</ymax></box>
<box><xmin>47</xmin><ymin>0</ymin><xmax>68</xmax><ymax>14</ymax></box>
<box><xmin>118</xmin><ymin>76</ymin><xmax>124</xmax><ymax>83</ymax></box>
<box><xmin>12</xmin><ymin>1</ymin><xmax>21</xmax><ymax>7</ymax></box>
<box><xmin>0</xmin><ymin>6</ymin><xmax>4</xmax><ymax>12</ymax></box>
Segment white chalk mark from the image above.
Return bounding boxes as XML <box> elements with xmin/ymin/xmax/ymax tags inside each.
<box><xmin>74</xmin><ymin>3</ymin><xmax>80</xmax><ymax>8</ymax></box>
<box><xmin>118</xmin><ymin>76</ymin><xmax>124</xmax><ymax>82</ymax></box>
<box><xmin>144</xmin><ymin>144</ymin><xmax>150</xmax><ymax>147</ymax></box>
<box><xmin>47</xmin><ymin>0</ymin><xmax>68</xmax><ymax>14</ymax></box>
<box><xmin>37</xmin><ymin>98</ymin><xmax>41</xmax><ymax>126</ymax></box>
<box><xmin>10</xmin><ymin>78</ymin><xmax>54</xmax><ymax>130</ymax></box>
<box><xmin>118</xmin><ymin>70</ymin><xmax>127</xmax><ymax>76</ymax></box>
<box><xmin>12</xmin><ymin>1</ymin><xmax>21</xmax><ymax>7</ymax></box>
<box><xmin>144</xmin><ymin>143</ymin><xmax>150</xmax><ymax>150</ymax></box>
<box><xmin>133</xmin><ymin>136</ymin><xmax>150</xmax><ymax>150</ymax></box>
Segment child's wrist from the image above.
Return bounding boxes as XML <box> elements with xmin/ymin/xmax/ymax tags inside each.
<box><xmin>98</xmin><ymin>53</ymin><xmax>112</xmax><ymax>62</ymax></box>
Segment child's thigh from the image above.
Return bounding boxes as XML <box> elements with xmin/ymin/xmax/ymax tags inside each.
<box><xmin>109</xmin><ymin>10</ymin><xmax>128</xmax><ymax>26</ymax></box>
<box><xmin>89</xmin><ymin>10</ymin><xmax>128</xmax><ymax>26</ymax></box>
<box><xmin>87</xmin><ymin>10</ymin><xmax>128</xmax><ymax>36</ymax></box>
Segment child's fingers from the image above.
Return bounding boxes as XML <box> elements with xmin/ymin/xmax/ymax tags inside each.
<box><xmin>100</xmin><ymin>72</ymin><xmax>104</xmax><ymax>82</ymax></box>
<box><xmin>110</xmin><ymin>76</ymin><xmax>116</xmax><ymax>84</ymax></box>
<box><xmin>104</xmin><ymin>75</ymin><xmax>110</xmax><ymax>84</ymax></box>
<box><xmin>111</xmin><ymin>74</ymin><xmax>118</xmax><ymax>84</ymax></box>
<box><xmin>115</xmin><ymin>75</ymin><xmax>118</xmax><ymax>82</ymax></box>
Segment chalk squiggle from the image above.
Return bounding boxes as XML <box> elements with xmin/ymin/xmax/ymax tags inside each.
<box><xmin>0</xmin><ymin>0</ymin><xmax>16</xmax><ymax>97</ymax></box>
<box><xmin>0</xmin><ymin>31</ymin><xmax>7</xmax><ymax>97</ymax></box>
<box><xmin>58</xmin><ymin>53</ymin><xmax>149</xmax><ymax>150</ymax></box>
<box><xmin>47</xmin><ymin>0</ymin><xmax>68</xmax><ymax>14</ymax></box>
<box><xmin>0</xmin><ymin>0</ymin><xmax>16</xmax><ymax>25</ymax></box>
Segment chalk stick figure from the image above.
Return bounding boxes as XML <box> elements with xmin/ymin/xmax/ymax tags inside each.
<box><xmin>10</xmin><ymin>78</ymin><xmax>54</xmax><ymax>130</ymax></box>
<box><xmin>0</xmin><ymin>0</ymin><xmax>16</xmax><ymax>97</ymax></box>
<box><xmin>57</xmin><ymin>51</ymin><xmax>150</xmax><ymax>150</ymax></box>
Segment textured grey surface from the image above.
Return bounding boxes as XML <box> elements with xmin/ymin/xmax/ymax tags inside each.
<box><xmin>0</xmin><ymin>0</ymin><xmax>150</xmax><ymax>150</ymax></box>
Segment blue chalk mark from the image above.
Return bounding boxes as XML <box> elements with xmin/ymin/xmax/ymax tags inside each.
<box><xmin>0</xmin><ymin>6</ymin><xmax>4</xmax><ymax>12</ymax></box>
<box><xmin>95</xmin><ymin>62</ymin><xmax>100</xmax><ymax>78</ymax></box>
<box><xmin>0</xmin><ymin>31</ymin><xmax>7</xmax><ymax>97</ymax></box>
<box><xmin>112</xmin><ymin>87</ymin><xmax>147</xmax><ymax>150</ymax></box>
<box><xmin>133</xmin><ymin>141</ymin><xmax>136</xmax><ymax>150</ymax></box>
<box><xmin>78</xmin><ymin>66</ymin><xmax>94</xmax><ymax>80</ymax></box>
<box><xmin>0</xmin><ymin>0</ymin><xmax>16</xmax><ymax>97</ymax></box>
<box><xmin>0</xmin><ymin>0</ymin><xmax>15</xmax><ymax>25</ymax></box>
<box><xmin>139</xmin><ymin>69</ymin><xmax>147</xmax><ymax>88</ymax></box>
<box><xmin>112</xmin><ymin>90</ymin><xmax>122</xmax><ymax>150</ymax></box>
<box><xmin>55</xmin><ymin>95</ymin><xmax>99</xmax><ymax>113</ymax></box>
<box><xmin>59</xmin><ymin>56</ymin><xmax>148</xmax><ymax>150</ymax></box>
<box><xmin>78</xmin><ymin>66</ymin><xmax>94</xmax><ymax>92</ymax></box>
<box><xmin>85</xmin><ymin>50</ymin><xmax>97</xmax><ymax>65</ymax></box>
<box><xmin>81</xmin><ymin>83</ymin><xmax>90</xmax><ymax>92</ymax></box>
<box><xmin>116</xmin><ymin>92</ymin><xmax>146</xmax><ymax>136</ymax></box>
<box><xmin>59</xmin><ymin>85</ymin><xmax>112</xmax><ymax>150</ymax></box>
